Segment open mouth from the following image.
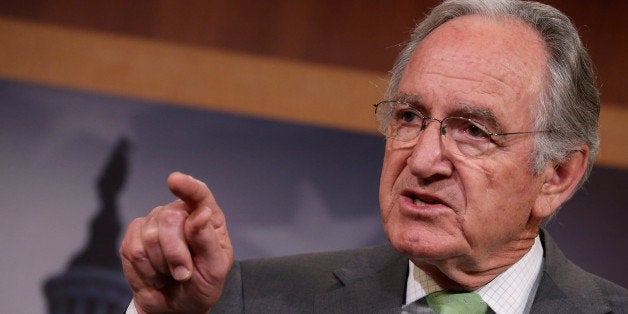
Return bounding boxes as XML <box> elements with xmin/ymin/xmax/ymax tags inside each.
<box><xmin>408</xmin><ymin>194</ymin><xmax>441</xmax><ymax>207</ymax></box>
<box><xmin>412</xmin><ymin>197</ymin><xmax>430</xmax><ymax>206</ymax></box>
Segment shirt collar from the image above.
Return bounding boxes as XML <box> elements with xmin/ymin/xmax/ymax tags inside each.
<box><xmin>405</xmin><ymin>236</ymin><xmax>544</xmax><ymax>313</ymax></box>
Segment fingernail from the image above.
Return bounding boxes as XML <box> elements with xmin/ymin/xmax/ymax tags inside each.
<box><xmin>173</xmin><ymin>266</ymin><xmax>191</xmax><ymax>281</ymax></box>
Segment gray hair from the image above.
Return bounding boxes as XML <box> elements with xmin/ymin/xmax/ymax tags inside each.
<box><xmin>386</xmin><ymin>0</ymin><xmax>599</xmax><ymax>189</ymax></box>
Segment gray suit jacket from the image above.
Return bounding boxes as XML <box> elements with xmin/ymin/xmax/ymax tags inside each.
<box><xmin>213</xmin><ymin>231</ymin><xmax>627</xmax><ymax>313</ymax></box>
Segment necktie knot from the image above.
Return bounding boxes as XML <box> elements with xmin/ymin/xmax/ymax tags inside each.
<box><xmin>426</xmin><ymin>291</ymin><xmax>488</xmax><ymax>314</ymax></box>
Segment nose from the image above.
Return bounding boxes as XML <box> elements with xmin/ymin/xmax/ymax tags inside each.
<box><xmin>406</xmin><ymin>121</ymin><xmax>453</xmax><ymax>180</ymax></box>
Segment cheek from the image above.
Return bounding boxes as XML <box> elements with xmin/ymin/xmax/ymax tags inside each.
<box><xmin>484</xmin><ymin>159</ymin><xmax>534</xmax><ymax>196</ymax></box>
<box><xmin>451</xmin><ymin>157</ymin><xmax>513</xmax><ymax>226</ymax></box>
<box><xmin>379</xmin><ymin>145</ymin><xmax>411</xmax><ymax>217</ymax></box>
<box><xmin>459</xmin><ymin>157</ymin><xmax>538</xmax><ymax>227</ymax></box>
<box><xmin>379</xmin><ymin>146</ymin><xmax>409</xmax><ymax>192</ymax></box>
<box><xmin>456</xmin><ymin>155</ymin><xmax>523</xmax><ymax>199</ymax></box>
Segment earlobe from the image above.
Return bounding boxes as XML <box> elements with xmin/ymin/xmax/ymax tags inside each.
<box><xmin>532</xmin><ymin>146</ymin><xmax>589</xmax><ymax>219</ymax></box>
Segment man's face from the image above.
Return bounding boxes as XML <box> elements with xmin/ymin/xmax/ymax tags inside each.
<box><xmin>379</xmin><ymin>15</ymin><xmax>551</xmax><ymax>271</ymax></box>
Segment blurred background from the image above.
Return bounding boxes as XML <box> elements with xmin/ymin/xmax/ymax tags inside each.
<box><xmin>0</xmin><ymin>1</ymin><xmax>626</xmax><ymax>313</ymax></box>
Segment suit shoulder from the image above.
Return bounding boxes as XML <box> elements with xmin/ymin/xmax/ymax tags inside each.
<box><xmin>536</xmin><ymin>230</ymin><xmax>628</xmax><ymax>312</ymax></box>
<box><xmin>240</xmin><ymin>244</ymin><xmax>401</xmax><ymax>274</ymax></box>
<box><xmin>237</xmin><ymin>244</ymin><xmax>404</xmax><ymax>293</ymax></box>
<box><xmin>585</xmin><ymin>271</ymin><xmax>628</xmax><ymax>309</ymax></box>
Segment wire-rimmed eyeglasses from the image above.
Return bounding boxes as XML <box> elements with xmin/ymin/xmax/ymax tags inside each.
<box><xmin>374</xmin><ymin>100</ymin><xmax>551</xmax><ymax>157</ymax></box>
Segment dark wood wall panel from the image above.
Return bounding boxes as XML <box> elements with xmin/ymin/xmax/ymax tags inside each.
<box><xmin>0</xmin><ymin>0</ymin><xmax>625</xmax><ymax>105</ymax></box>
<box><xmin>0</xmin><ymin>0</ymin><xmax>433</xmax><ymax>71</ymax></box>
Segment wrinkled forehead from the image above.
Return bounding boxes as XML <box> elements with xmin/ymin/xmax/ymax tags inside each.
<box><xmin>399</xmin><ymin>15</ymin><xmax>549</xmax><ymax>124</ymax></box>
<box><xmin>418</xmin><ymin>15</ymin><xmax>546</xmax><ymax>91</ymax></box>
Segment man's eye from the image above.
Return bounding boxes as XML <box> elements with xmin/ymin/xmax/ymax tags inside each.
<box><xmin>464</xmin><ymin>123</ymin><xmax>490</xmax><ymax>139</ymax></box>
<box><xmin>397</xmin><ymin>110</ymin><xmax>420</xmax><ymax>124</ymax></box>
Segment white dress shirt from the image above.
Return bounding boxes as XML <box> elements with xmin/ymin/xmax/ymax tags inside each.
<box><xmin>403</xmin><ymin>236</ymin><xmax>544</xmax><ymax>313</ymax></box>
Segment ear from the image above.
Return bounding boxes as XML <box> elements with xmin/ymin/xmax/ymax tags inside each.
<box><xmin>532</xmin><ymin>145</ymin><xmax>589</xmax><ymax>219</ymax></box>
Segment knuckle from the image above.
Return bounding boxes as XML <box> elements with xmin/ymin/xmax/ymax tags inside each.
<box><xmin>121</xmin><ymin>240</ymin><xmax>149</xmax><ymax>264</ymax></box>
<box><xmin>146</xmin><ymin>205</ymin><xmax>163</xmax><ymax>218</ymax></box>
<box><xmin>159</xmin><ymin>207</ymin><xmax>189</xmax><ymax>227</ymax></box>
<box><xmin>188</xmin><ymin>212</ymin><xmax>213</xmax><ymax>234</ymax></box>
<box><xmin>141</xmin><ymin>225</ymin><xmax>160</xmax><ymax>245</ymax></box>
<box><xmin>149</xmin><ymin>205</ymin><xmax>160</xmax><ymax>214</ymax></box>
<box><xmin>127</xmin><ymin>217</ymin><xmax>146</xmax><ymax>231</ymax></box>
<box><xmin>120</xmin><ymin>218</ymin><xmax>145</xmax><ymax>254</ymax></box>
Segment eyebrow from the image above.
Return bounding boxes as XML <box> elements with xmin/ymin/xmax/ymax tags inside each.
<box><xmin>392</xmin><ymin>92</ymin><xmax>423</xmax><ymax>105</ymax></box>
<box><xmin>456</xmin><ymin>104</ymin><xmax>504</xmax><ymax>133</ymax></box>
<box><xmin>391</xmin><ymin>92</ymin><xmax>505</xmax><ymax>133</ymax></box>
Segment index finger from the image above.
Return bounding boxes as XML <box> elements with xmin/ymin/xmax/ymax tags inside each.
<box><xmin>167</xmin><ymin>172</ymin><xmax>217</xmax><ymax>213</ymax></box>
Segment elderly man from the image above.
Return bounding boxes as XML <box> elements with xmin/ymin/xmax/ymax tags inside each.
<box><xmin>120</xmin><ymin>0</ymin><xmax>627</xmax><ymax>313</ymax></box>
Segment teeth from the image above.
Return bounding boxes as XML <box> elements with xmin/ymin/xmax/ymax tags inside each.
<box><xmin>413</xmin><ymin>198</ymin><xmax>428</xmax><ymax>206</ymax></box>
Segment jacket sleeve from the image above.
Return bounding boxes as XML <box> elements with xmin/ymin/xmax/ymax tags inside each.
<box><xmin>211</xmin><ymin>260</ymin><xmax>244</xmax><ymax>313</ymax></box>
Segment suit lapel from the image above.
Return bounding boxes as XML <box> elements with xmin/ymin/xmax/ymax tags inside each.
<box><xmin>314</xmin><ymin>245</ymin><xmax>408</xmax><ymax>313</ymax></box>
<box><xmin>530</xmin><ymin>230</ymin><xmax>611</xmax><ymax>313</ymax></box>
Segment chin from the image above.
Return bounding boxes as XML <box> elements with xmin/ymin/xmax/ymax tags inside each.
<box><xmin>387</xmin><ymin>226</ymin><xmax>464</xmax><ymax>261</ymax></box>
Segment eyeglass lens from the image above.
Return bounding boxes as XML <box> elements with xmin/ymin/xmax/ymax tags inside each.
<box><xmin>378</xmin><ymin>102</ymin><xmax>492</xmax><ymax>157</ymax></box>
